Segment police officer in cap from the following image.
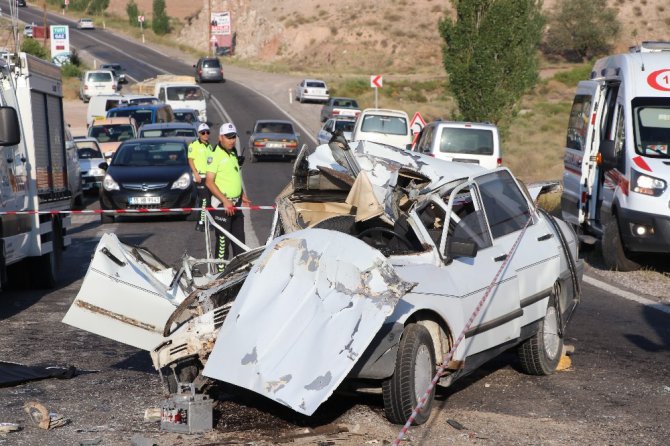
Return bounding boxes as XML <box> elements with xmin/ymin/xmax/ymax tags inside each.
<box><xmin>188</xmin><ymin>122</ymin><xmax>214</xmax><ymax>231</ymax></box>
<box><xmin>206</xmin><ymin>122</ymin><xmax>251</xmax><ymax>270</ymax></box>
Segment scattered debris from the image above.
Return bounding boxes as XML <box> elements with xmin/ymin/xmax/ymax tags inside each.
<box><xmin>160</xmin><ymin>385</ymin><xmax>213</xmax><ymax>434</ymax></box>
<box><xmin>23</xmin><ymin>401</ymin><xmax>69</xmax><ymax>429</ymax></box>
<box><xmin>447</xmin><ymin>419</ymin><xmax>467</xmax><ymax>430</ymax></box>
<box><xmin>79</xmin><ymin>439</ymin><xmax>102</xmax><ymax>446</ymax></box>
<box><xmin>0</xmin><ymin>422</ymin><xmax>20</xmax><ymax>433</ymax></box>
<box><xmin>143</xmin><ymin>407</ymin><xmax>162</xmax><ymax>422</ymax></box>
<box><xmin>663</xmin><ymin>385</ymin><xmax>670</xmax><ymax>393</ymax></box>
<box><xmin>130</xmin><ymin>434</ymin><xmax>159</xmax><ymax>446</ymax></box>
<box><xmin>0</xmin><ymin>361</ymin><xmax>78</xmax><ymax>387</ymax></box>
<box><xmin>557</xmin><ymin>345</ymin><xmax>575</xmax><ymax>371</ymax></box>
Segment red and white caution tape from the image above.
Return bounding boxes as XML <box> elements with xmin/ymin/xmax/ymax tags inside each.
<box><xmin>0</xmin><ymin>206</ymin><xmax>276</xmax><ymax>216</ymax></box>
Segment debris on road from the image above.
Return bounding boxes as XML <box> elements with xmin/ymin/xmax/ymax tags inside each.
<box><xmin>23</xmin><ymin>401</ymin><xmax>69</xmax><ymax>429</ymax></box>
<box><xmin>0</xmin><ymin>422</ymin><xmax>20</xmax><ymax>433</ymax></box>
<box><xmin>0</xmin><ymin>361</ymin><xmax>77</xmax><ymax>387</ymax></box>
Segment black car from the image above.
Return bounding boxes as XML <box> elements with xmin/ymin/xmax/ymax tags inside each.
<box><xmin>99</xmin><ymin>138</ymin><xmax>197</xmax><ymax>223</ymax></box>
<box><xmin>16</xmin><ymin>0</ymin><xmax>27</xmax><ymax>7</ymax></box>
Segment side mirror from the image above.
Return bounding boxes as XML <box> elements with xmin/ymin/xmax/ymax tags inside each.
<box><xmin>600</xmin><ymin>140</ymin><xmax>617</xmax><ymax>171</ymax></box>
<box><xmin>98</xmin><ymin>162</ymin><xmax>109</xmax><ymax>170</ymax></box>
<box><xmin>445</xmin><ymin>237</ymin><xmax>478</xmax><ymax>259</ymax></box>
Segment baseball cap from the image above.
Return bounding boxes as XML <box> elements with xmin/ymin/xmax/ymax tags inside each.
<box><xmin>219</xmin><ymin>122</ymin><xmax>237</xmax><ymax>136</ymax></box>
<box><xmin>197</xmin><ymin>123</ymin><xmax>210</xmax><ymax>133</ymax></box>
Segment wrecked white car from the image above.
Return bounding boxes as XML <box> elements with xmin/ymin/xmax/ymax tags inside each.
<box><xmin>63</xmin><ymin>139</ymin><xmax>583</xmax><ymax>425</ymax></box>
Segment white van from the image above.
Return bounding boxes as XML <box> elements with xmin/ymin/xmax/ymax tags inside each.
<box><xmin>413</xmin><ymin>120</ymin><xmax>502</xmax><ymax>169</ymax></box>
<box><xmin>350</xmin><ymin>108</ymin><xmax>413</xmax><ymax>149</ymax></box>
<box><xmin>155</xmin><ymin>82</ymin><xmax>208</xmax><ymax>123</ymax></box>
<box><xmin>79</xmin><ymin>70</ymin><xmax>116</xmax><ymax>103</ymax></box>
<box><xmin>86</xmin><ymin>94</ymin><xmax>159</xmax><ymax>127</ymax></box>
<box><xmin>561</xmin><ymin>41</ymin><xmax>670</xmax><ymax>271</ymax></box>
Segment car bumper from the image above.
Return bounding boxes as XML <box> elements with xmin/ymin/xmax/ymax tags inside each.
<box><xmin>81</xmin><ymin>175</ymin><xmax>104</xmax><ymax>191</ymax></box>
<box><xmin>251</xmin><ymin>147</ymin><xmax>298</xmax><ymax>157</ymax></box>
<box><xmin>100</xmin><ymin>188</ymin><xmax>196</xmax><ymax>214</ymax></box>
<box><xmin>301</xmin><ymin>94</ymin><xmax>329</xmax><ymax>102</ymax></box>
<box><xmin>618</xmin><ymin>207</ymin><xmax>670</xmax><ymax>253</ymax></box>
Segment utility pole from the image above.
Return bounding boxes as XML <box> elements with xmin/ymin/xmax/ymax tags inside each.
<box><xmin>42</xmin><ymin>1</ymin><xmax>47</xmax><ymax>47</ymax></box>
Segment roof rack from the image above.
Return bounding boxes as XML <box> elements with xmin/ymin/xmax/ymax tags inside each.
<box><xmin>629</xmin><ymin>41</ymin><xmax>670</xmax><ymax>53</ymax></box>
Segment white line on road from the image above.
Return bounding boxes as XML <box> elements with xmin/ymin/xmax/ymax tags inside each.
<box><xmin>584</xmin><ymin>275</ymin><xmax>670</xmax><ymax>315</ymax></box>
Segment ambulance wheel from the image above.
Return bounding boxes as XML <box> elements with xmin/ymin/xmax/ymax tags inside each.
<box><xmin>518</xmin><ymin>292</ymin><xmax>563</xmax><ymax>375</ymax></box>
<box><xmin>382</xmin><ymin>324</ymin><xmax>436</xmax><ymax>425</ymax></box>
<box><xmin>602</xmin><ymin>215</ymin><xmax>640</xmax><ymax>271</ymax></box>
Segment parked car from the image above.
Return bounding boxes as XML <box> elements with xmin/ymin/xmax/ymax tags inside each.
<box><xmin>77</xmin><ymin>18</ymin><xmax>95</xmax><ymax>30</ymax></box>
<box><xmin>16</xmin><ymin>1</ymin><xmax>27</xmax><ymax>7</ymax></box>
<box><xmin>98</xmin><ymin>138</ymin><xmax>196</xmax><ymax>224</ymax></box>
<box><xmin>316</xmin><ymin>117</ymin><xmax>356</xmax><ymax>145</ymax></box>
<box><xmin>64</xmin><ymin>140</ymin><xmax>583</xmax><ymax>426</ymax></box>
<box><xmin>138</xmin><ymin>122</ymin><xmax>197</xmax><ymax>139</ymax></box>
<box><xmin>65</xmin><ymin>127</ymin><xmax>83</xmax><ymax>208</ymax></box>
<box><xmin>74</xmin><ymin>138</ymin><xmax>106</xmax><ymax>192</ymax></box>
<box><xmin>247</xmin><ymin>119</ymin><xmax>300</xmax><ymax>162</ymax></box>
<box><xmin>87</xmin><ymin>117</ymin><xmax>138</xmax><ymax>160</ymax></box>
<box><xmin>100</xmin><ymin>63</ymin><xmax>127</xmax><ymax>85</ymax></box>
<box><xmin>79</xmin><ymin>70</ymin><xmax>117</xmax><ymax>103</ymax></box>
<box><xmin>194</xmin><ymin>57</ymin><xmax>224</xmax><ymax>83</ymax></box>
<box><xmin>106</xmin><ymin>103</ymin><xmax>175</xmax><ymax>129</ymax></box>
<box><xmin>351</xmin><ymin>108</ymin><xmax>413</xmax><ymax>150</ymax></box>
<box><xmin>413</xmin><ymin>120</ymin><xmax>502</xmax><ymax>170</ymax></box>
<box><xmin>319</xmin><ymin>97</ymin><xmax>361</xmax><ymax>122</ymax></box>
<box><xmin>172</xmin><ymin>108</ymin><xmax>200</xmax><ymax>124</ymax></box>
<box><xmin>294</xmin><ymin>79</ymin><xmax>329</xmax><ymax>103</ymax></box>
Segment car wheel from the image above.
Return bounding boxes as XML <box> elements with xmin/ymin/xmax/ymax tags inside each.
<box><xmin>100</xmin><ymin>212</ymin><xmax>114</xmax><ymax>224</ymax></box>
<box><xmin>165</xmin><ymin>358</ymin><xmax>202</xmax><ymax>394</ymax></box>
<box><xmin>382</xmin><ymin>324</ymin><xmax>436</xmax><ymax>425</ymax></box>
<box><xmin>602</xmin><ymin>214</ymin><xmax>640</xmax><ymax>271</ymax></box>
<box><xmin>517</xmin><ymin>293</ymin><xmax>563</xmax><ymax>375</ymax></box>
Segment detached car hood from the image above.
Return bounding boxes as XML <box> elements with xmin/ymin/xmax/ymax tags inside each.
<box><xmin>203</xmin><ymin>228</ymin><xmax>415</xmax><ymax>416</ymax></box>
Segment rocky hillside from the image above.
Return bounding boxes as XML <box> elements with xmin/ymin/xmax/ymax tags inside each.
<box><xmin>107</xmin><ymin>0</ymin><xmax>670</xmax><ymax>75</ymax></box>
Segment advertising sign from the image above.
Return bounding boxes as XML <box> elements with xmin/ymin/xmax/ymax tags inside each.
<box><xmin>50</xmin><ymin>25</ymin><xmax>71</xmax><ymax>66</ymax></box>
<box><xmin>211</xmin><ymin>12</ymin><xmax>231</xmax><ymax>35</ymax></box>
<box><xmin>210</xmin><ymin>11</ymin><xmax>233</xmax><ymax>54</ymax></box>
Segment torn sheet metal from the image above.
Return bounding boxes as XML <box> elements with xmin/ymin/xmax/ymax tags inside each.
<box><xmin>62</xmin><ymin>233</ymin><xmax>188</xmax><ymax>351</ymax></box>
<box><xmin>203</xmin><ymin>228</ymin><xmax>415</xmax><ymax>416</ymax></box>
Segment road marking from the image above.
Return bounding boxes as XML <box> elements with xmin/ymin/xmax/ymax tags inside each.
<box><xmin>584</xmin><ymin>275</ymin><xmax>670</xmax><ymax>315</ymax></box>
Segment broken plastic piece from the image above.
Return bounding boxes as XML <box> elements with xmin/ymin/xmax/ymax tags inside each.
<box><xmin>23</xmin><ymin>401</ymin><xmax>69</xmax><ymax>430</ymax></box>
<box><xmin>447</xmin><ymin>419</ymin><xmax>466</xmax><ymax>430</ymax></box>
<box><xmin>0</xmin><ymin>422</ymin><xmax>21</xmax><ymax>433</ymax></box>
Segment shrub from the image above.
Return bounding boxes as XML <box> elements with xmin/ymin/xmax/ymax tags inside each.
<box><xmin>21</xmin><ymin>38</ymin><xmax>48</xmax><ymax>60</ymax></box>
<box><xmin>60</xmin><ymin>63</ymin><xmax>82</xmax><ymax>78</ymax></box>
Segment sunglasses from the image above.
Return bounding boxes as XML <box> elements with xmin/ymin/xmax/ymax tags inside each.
<box><xmin>223</xmin><ymin>133</ymin><xmax>237</xmax><ymax>139</ymax></box>
<box><xmin>199</xmin><ymin>130</ymin><xmax>210</xmax><ymax>135</ymax></box>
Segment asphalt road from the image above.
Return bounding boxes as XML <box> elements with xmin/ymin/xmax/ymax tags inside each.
<box><xmin>2</xmin><ymin>5</ymin><xmax>669</xmax><ymax>445</ymax></box>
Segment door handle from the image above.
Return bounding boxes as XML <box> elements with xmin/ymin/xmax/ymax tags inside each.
<box><xmin>537</xmin><ymin>233</ymin><xmax>553</xmax><ymax>241</ymax></box>
<box><xmin>494</xmin><ymin>254</ymin><xmax>508</xmax><ymax>262</ymax></box>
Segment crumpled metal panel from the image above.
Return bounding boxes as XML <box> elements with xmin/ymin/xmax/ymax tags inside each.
<box><xmin>62</xmin><ymin>233</ymin><xmax>188</xmax><ymax>351</ymax></box>
<box><xmin>203</xmin><ymin>228</ymin><xmax>415</xmax><ymax>415</ymax></box>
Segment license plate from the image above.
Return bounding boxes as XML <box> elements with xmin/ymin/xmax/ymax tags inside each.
<box><xmin>128</xmin><ymin>196</ymin><xmax>161</xmax><ymax>205</ymax></box>
<box><xmin>266</xmin><ymin>142</ymin><xmax>284</xmax><ymax>148</ymax></box>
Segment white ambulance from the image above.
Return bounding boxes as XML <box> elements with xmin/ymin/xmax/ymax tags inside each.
<box><xmin>561</xmin><ymin>41</ymin><xmax>670</xmax><ymax>271</ymax></box>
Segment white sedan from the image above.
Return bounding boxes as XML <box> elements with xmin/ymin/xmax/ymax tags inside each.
<box><xmin>77</xmin><ymin>18</ymin><xmax>95</xmax><ymax>30</ymax></box>
<box><xmin>293</xmin><ymin>78</ymin><xmax>329</xmax><ymax>103</ymax></box>
<box><xmin>63</xmin><ymin>140</ymin><xmax>583</xmax><ymax>425</ymax></box>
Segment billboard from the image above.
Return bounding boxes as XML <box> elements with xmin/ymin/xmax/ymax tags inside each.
<box><xmin>210</xmin><ymin>11</ymin><xmax>233</xmax><ymax>54</ymax></box>
<box><xmin>50</xmin><ymin>25</ymin><xmax>71</xmax><ymax>66</ymax></box>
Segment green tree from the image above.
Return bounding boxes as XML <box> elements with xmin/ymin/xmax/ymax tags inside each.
<box><xmin>152</xmin><ymin>0</ymin><xmax>170</xmax><ymax>35</ymax></box>
<box><xmin>439</xmin><ymin>0</ymin><xmax>544</xmax><ymax>126</ymax></box>
<box><xmin>126</xmin><ymin>0</ymin><xmax>140</xmax><ymax>27</ymax></box>
<box><xmin>544</xmin><ymin>0</ymin><xmax>620</xmax><ymax>62</ymax></box>
<box><xmin>21</xmin><ymin>38</ymin><xmax>48</xmax><ymax>60</ymax></box>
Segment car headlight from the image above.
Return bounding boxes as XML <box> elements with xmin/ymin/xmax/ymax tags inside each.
<box><xmin>89</xmin><ymin>167</ymin><xmax>105</xmax><ymax>177</ymax></box>
<box><xmin>171</xmin><ymin>172</ymin><xmax>192</xmax><ymax>190</ymax></box>
<box><xmin>102</xmin><ymin>174</ymin><xmax>119</xmax><ymax>191</ymax></box>
<box><xmin>631</xmin><ymin>169</ymin><xmax>666</xmax><ymax>196</ymax></box>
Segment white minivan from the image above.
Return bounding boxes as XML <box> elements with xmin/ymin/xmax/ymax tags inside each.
<box><xmin>350</xmin><ymin>108</ymin><xmax>413</xmax><ymax>150</ymax></box>
<box><xmin>155</xmin><ymin>83</ymin><xmax>208</xmax><ymax>123</ymax></box>
<box><xmin>79</xmin><ymin>70</ymin><xmax>117</xmax><ymax>103</ymax></box>
<box><xmin>561</xmin><ymin>41</ymin><xmax>670</xmax><ymax>271</ymax></box>
<box><xmin>413</xmin><ymin>120</ymin><xmax>502</xmax><ymax>170</ymax></box>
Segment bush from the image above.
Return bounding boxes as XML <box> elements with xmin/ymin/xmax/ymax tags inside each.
<box><xmin>21</xmin><ymin>38</ymin><xmax>48</xmax><ymax>60</ymax></box>
<box><xmin>152</xmin><ymin>0</ymin><xmax>170</xmax><ymax>35</ymax></box>
<box><xmin>60</xmin><ymin>63</ymin><xmax>82</xmax><ymax>78</ymax></box>
<box><xmin>126</xmin><ymin>0</ymin><xmax>140</xmax><ymax>27</ymax></box>
<box><xmin>553</xmin><ymin>64</ymin><xmax>593</xmax><ymax>86</ymax></box>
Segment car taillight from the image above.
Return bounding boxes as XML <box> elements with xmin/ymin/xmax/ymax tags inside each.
<box><xmin>287</xmin><ymin>141</ymin><xmax>298</xmax><ymax>148</ymax></box>
<box><xmin>497</xmin><ymin>158</ymin><xmax>502</xmax><ymax>167</ymax></box>
<box><xmin>253</xmin><ymin>140</ymin><xmax>266</xmax><ymax>147</ymax></box>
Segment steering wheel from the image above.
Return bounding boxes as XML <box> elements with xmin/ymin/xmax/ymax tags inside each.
<box><xmin>356</xmin><ymin>227</ymin><xmax>414</xmax><ymax>251</ymax></box>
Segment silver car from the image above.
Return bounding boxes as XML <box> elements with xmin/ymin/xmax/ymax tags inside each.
<box><xmin>74</xmin><ymin>138</ymin><xmax>105</xmax><ymax>192</ymax></box>
<box><xmin>194</xmin><ymin>57</ymin><xmax>224</xmax><ymax>83</ymax></box>
<box><xmin>316</xmin><ymin>117</ymin><xmax>356</xmax><ymax>145</ymax></box>
<box><xmin>247</xmin><ymin>119</ymin><xmax>300</xmax><ymax>162</ymax></box>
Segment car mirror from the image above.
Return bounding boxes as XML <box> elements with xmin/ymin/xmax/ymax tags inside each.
<box><xmin>445</xmin><ymin>237</ymin><xmax>478</xmax><ymax>259</ymax></box>
<box><xmin>98</xmin><ymin>162</ymin><xmax>109</xmax><ymax>170</ymax></box>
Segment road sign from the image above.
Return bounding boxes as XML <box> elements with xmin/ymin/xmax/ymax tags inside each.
<box><xmin>410</xmin><ymin>111</ymin><xmax>426</xmax><ymax>135</ymax></box>
<box><xmin>370</xmin><ymin>75</ymin><xmax>383</xmax><ymax>89</ymax></box>
<box><xmin>138</xmin><ymin>15</ymin><xmax>145</xmax><ymax>23</ymax></box>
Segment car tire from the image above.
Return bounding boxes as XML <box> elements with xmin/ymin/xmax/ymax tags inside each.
<box><xmin>100</xmin><ymin>212</ymin><xmax>114</xmax><ymax>224</ymax></box>
<box><xmin>517</xmin><ymin>294</ymin><xmax>563</xmax><ymax>375</ymax></box>
<box><xmin>382</xmin><ymin>324</ymin><xmax>436</xmax><ymax>425</ymax></box>
<box><xmin>602</xmin><ymin>215</ymin><xmax>640</xmax><ymax>271</ymax></box>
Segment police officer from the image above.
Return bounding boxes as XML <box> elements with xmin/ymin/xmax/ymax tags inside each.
<box><xmin>205</xmin><ymin>122</ymin><xmax>251</xmax><ymax>270</ymax></box>
<box><xmin>188</xmin><ymin>122</ymin><xmax>214</xmax><ymax>231</ymax></box>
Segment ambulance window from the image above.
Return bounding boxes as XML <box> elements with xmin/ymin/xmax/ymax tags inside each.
<box><xmin>600</xmin><ymin>84</ymin><xmax>620</xmax><ymax>141</ymax></box>
<box><xmin>613</xmin><ymin>106</ymin><xmax>626</xmax><ymax>171</ymax></box>
<box><xmin>632</xmin><ymin>97</ymin><xmax>670</xmax><ymax>158</ymax></box>
<box><xmin>566</xmin><ymin>95</ymin><xmax>592</xmax><ymax>151</ymax></box>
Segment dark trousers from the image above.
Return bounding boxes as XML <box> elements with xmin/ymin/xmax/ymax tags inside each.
<box><xmin>213</xmin><ymin>198</ymin><xmax>245</xmax><ymax>270</ymax></box>
<box><xmin>195</xmin><ymin>180</ymin><xmax>211</xmax><ymax>224</ymax></box>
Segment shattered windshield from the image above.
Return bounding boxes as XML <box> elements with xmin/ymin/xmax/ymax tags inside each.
<box><xmin>633</xmin><ymin>97</ymin><xmax>670</xmax><ymax>158</ymax></box>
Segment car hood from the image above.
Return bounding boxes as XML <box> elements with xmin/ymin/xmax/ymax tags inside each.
<box><xmin>108</xmin><ymin>165</ymin><xmax>190</xmax><ymax>184</ymax></box>
<box><xmin>203</xmin><ymin>228</ymin><xmax>414</xmax><ymax>416</ymax></box>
